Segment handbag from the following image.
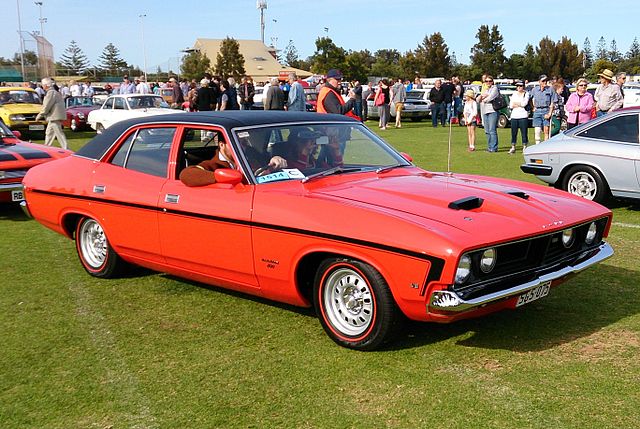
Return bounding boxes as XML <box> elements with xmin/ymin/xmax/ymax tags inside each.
<box><xmin>491</xmin><ymin>92</ymin><xmax>507</xmax><ymax>111</ymax></box>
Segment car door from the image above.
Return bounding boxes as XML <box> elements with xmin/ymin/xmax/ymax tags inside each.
<box><xmin>157</xmin><ymin>126</ymin><xmax>259</xmax><ymax>291</ymax></box>
<box><xmin>575</xmin><ymin>112</ymin><xmax>640</xmax><ymax>195</ymax></box>
<box><xmin>89</xmin><ymin>125</ymin><xmax>177</xmax><ymax>264</ymax></box>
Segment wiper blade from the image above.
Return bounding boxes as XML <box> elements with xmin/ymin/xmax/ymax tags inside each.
<box><xmin>301</xmin><ymin>166</ymin><xmax>362</xmax><ymax>183</ymax></box>
<box><xmin>375</xmin><ymin>163</ymin><xmax>407</xmax><ymax>174</ymax></box>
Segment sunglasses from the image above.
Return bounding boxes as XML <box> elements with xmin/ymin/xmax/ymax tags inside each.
<box><xmin>578</xmin><ymin>84</ymin><xmax>587</xmax><ymax>87</ymax></box>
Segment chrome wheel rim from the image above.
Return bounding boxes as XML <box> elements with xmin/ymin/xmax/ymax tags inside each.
<box><xmin>568</xmin><ymin>172</ymin><xmax>596</xmax><ymax>200</ymax></box>
<box><xmin>70</xmin><ymin>119</ymin><xmax>77</xmax><ymax>131</ymax></box>
<box><xmin>323</xmin><ymin>267</ymin><xmax>373</xmax><ymax>336</ymax></box>
<box><xmin>79</xmin><ymin>219</ymin><xmax>107</xmax><ymax>269</ymax></box>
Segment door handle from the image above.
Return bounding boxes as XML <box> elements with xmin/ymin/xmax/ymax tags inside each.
<box><xmin>93</xmin><ymin>185</ymin><xmax>105</xmax><ymax>194</ymax></box>
<box><xmin>165</xmin><ymin>194</ymin><xmax>180</xmax><ymax>204</ymax></box>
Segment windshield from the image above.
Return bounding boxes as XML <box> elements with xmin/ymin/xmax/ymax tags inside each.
<box><xmin>0</xmin><ymin>90</ymin><xmax>42</xmax><ymax>105</ymax></box>
<box><xmin>406</xmin><ymin>91</ymin><xmax>425</xmax><ymax>99</ymax></box>
<box><xmin>67</xmin><ymin>96</ymin><xmax>96</xmax><ymax>107</ymax></box>
<box><xmin>126</xmin><ymin>95</ymin><xmax>169</xmax><ymax>109</ymax></box>
<box><xmin>0</xmin><ymin>120</ymin><xmax>14</xmax><ymax>138</ymax></box>
<box><xmin>233</xmin><ymin>122</ymin><xmax>410</xmax><ymax>184</ymax></box>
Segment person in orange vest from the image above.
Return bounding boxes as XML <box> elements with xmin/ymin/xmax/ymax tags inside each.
<box><xmin>317</xmin><ymin>69</ymin><xmax>359</xmax><ymax>119</ymax></box>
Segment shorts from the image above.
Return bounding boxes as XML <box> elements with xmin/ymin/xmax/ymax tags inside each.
<box><xmin>395</xmin><ymin>102</ymin><xmax>404</xmax><ymax>112</ymax></box>
<box><xmin>532</xmin><ymin>108</ymin><xmax>550</xmax><ymax>127</ymax></box>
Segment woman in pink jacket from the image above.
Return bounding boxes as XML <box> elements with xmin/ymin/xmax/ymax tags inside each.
<box><xmin>565</xmin><ymin>78</ymin><xmax>594</xmax><ymax>129</ymax></box>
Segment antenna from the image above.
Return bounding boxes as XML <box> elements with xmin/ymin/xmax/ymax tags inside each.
<box><xmin>447</xmin><ymin>110</ymin><xmax>453</xmax><ymax>173</ymax></box>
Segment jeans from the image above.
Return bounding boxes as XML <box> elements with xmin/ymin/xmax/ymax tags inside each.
<box><xmin>482</xmin><ymin>111</ymin><xmax>499</xmax><ymax>151</ymax></box>
<box><xmin>510</xmin><ymin>118</ymin><xmax>529</xmax><ymax>146</ymax></box>
<box><xmin>354</xmin><ymin>101</ymin><xmax>362</xmax><ymax>120</ymax></box>
<box><xmin>445</xmin><ymin>102</ymin><xmax>454</xmax><ymax>123</ymax></box>
<box><xmin>596</xmin><ymin>110</ymin><xmax>607</xmax><ymax>118</ymax></box>
<box><xmin>432</xmin><ymin>102</ymin><xmax>445</xmax><ymax>126</ymax></box>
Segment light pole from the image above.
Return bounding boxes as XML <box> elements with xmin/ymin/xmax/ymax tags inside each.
<box><xmin>16</xmin><ymin>0</ymin><xmax>25</xmax><ymax>81</ymax></box>
<box><xmin>257</xmin><ymin>0</ymin><xmax>267</xmax><ymax>44</ymax></box>
<box><xmin>139</xmin><ymin>14</ymin><xmax>148</xmax><ymax>82</ymax></box>
<box><xmin>35</xmin><ymin>2</ymin><xmax>46</xmax><ymax>37</ymax></box>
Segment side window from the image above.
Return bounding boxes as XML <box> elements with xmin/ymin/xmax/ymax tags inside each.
<box><xmin>103</xmin><ymin>98</ymin><xmax>114</xmax><ymax>109</ymax></box>
<box><xmin>110</xmin><ymin>127</ymin><xmax>176</xmax><ymax>177</ymax></box>
<box><xmin>114</xmin><ymin>97</ymin><xmax>126</xmax><ymax>110</ymax></box>
<box><xmin>577</xmin><ymin>114</ymin><xmax>639</xmax><ymax>144</ymax></box>
<box><xmin>178</xmin><ymin>128</ymin><xmax>225</xmax><ymax>174</ymax></box>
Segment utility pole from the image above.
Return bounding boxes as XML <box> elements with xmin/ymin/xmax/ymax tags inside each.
<box><xmin>139</xmin><ymin>14</ymin><xmax>148</xmax><ymax>82</ymax></box>
<box><xmin>16</xmin><ymin>0</ymin><xmax>26</xmax><ymax>81</ymax></box>
<box><xmin>257</xmin><ymin>0</ymin><xmax>267</xmax><ymax>44</ymax></box>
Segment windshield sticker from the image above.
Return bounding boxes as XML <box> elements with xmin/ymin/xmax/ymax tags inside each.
<box><xmin>237</xmin><ymin>131</ymin><xmax>250</xmax><ymax>139</ymax></box>
<box><xmin>256</xmin><ymin>169</ymin><xmax>304</xmax><ymax>183</ymax></box>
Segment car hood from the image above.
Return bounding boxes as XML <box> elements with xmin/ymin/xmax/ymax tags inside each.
<box><xmin>67</xmin><ymin>105</ymin><xmax>99</xmax><ymax>114</ymax></box>
<box><xmin>311</xmin><ymin>171</ymin><xmax>607</xmax><ymax>242</ymax></box>
<box><xmin>0</xmin><ymin>103</ymin><xmax>41</xmax><ymax>114</ymax></box>
<box><xmin>0</xmin><ymin>140</ymin><xmax>72</xmax><ymax>164</ymax></box>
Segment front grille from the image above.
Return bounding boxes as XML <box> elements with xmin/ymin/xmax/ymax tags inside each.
<box><xmin>452</xmin><ymin>217</ymin><xmax>609</xmax><ymax>299</ymax></box>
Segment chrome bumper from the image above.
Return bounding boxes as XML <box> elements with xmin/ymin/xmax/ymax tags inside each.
<box><xmin>0</xmin><ymin>182</ymin><xmax>24</xmax><ymax>193</ymax></box>
<box><xmin>429</xmin><ymin>242</ymin><xmax>614</xmax><ymax>312</ymax></box>
<box><xmin>20</xmin><ymin>200</ymin><xmax>32</xmax><ymax>218</ymax></box>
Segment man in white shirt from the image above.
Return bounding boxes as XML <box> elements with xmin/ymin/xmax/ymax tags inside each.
<box><xmin>135</xmin><ymin>77</ymin><xmax>151</xmax><ymax>94</ymax></box>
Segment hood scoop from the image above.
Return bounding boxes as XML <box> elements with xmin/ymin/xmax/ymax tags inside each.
<box><xmin>504</xmin><ymin>190</ymin><xmax>530</xmax><ymax>200</ymax></box>
<box><xmin>448</xmin><ymin>196</ymin><xmax>484</xmax><ymax>211</ymax></box>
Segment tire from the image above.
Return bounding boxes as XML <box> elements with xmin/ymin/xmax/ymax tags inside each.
<box><xmin>562</xmin><ymin>165</ymin><xmax>610</xmax><ymax>204</ymax></box>
<box><xmin>96</xmin><ymin>123</ymin><xmax>105</xmax><ymax>134</ymax></box>
<box><xmin>313</xmin><ymin>257</ymin><xmax>401</xmax><ymax>350</ymax></box>
<box><xmin>75</xmin><ymin>217</ymin><xmax>126</xmax><ymax>278</ymax></box>
<box><xmin>410</xmin><ymin>117</ymin><xmax>423</xmax><ymax>122</ymax></box>
<box><xmin>497</xmin><ymin>114</ymin><xmax>508</xmax><ymax>128</ymax></box>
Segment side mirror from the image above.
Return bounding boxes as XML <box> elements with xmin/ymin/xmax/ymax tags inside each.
<box><xmin>214</xmin><ymin>168</ymin><xmax>244</xmax><ymax>185</ymax></box>
<box><xmin>12</xmin><ymin>130</ymin><xmax>22</xmax><ymax>139</ymax></box>
<box><xmin>400</xmin><ymin>152</ymin><xmax>413</xmax><ymax>162</ymax></box>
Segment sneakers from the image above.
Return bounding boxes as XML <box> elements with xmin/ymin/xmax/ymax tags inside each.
<box><xmin>509</xmin><ymin>146</ymin><xmax>516</xmax><ymax>154</ymax></box>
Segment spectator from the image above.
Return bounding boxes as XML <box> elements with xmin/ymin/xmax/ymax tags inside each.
<box><xmin>530</xmin><ymin>74</ymin><xmax>557</xmax><ymax>144</ymax></box>
<box><xmin>429</xmin><ymin>79</ymin><xmax>445</xmax><ymax>127</ymax></box>
<box><xmin>238</xmin><ymin>76</ymin><xmax>255</xmax><ymax>110</ymax></box>
<box><xmin>169</xmin><ymin>77</ymin><xmax>184</xmax><ymax>108</ymax></box>
<box><xmin>59</xmin><ymin>84</ymin><xmax>71</xmax><ymax>99</ymax></box>
<box><xmin>374</xmin><ymin>79</ymin><xmax>391</xmax><ymax>130</ymax></box>
<box><xmin>508</xmin><ymin>81</ymin><xmax>530</xmax><ymax>154</ymax></box>
<box><xmin>287</xmin><ymin>72</ymin><xmax>306</xmax><ymax>112</ymax></box>
<box><xmin>264</xmin><ymin>77</ymin><xmax>286</xmax><ymax>110</ymax></box>
<box><xmin>36</xmin><ymin>78</ymin><xmax>68</xmax><ymax>150</ymax></box>
<box><xmin>119</xmin><ymin>76</ymin><xmax>136</xmax><ymax>94</ymax></box>
<box><xmin>136</xmin><ymin>76</ymin><xmax>150</xmax><ymax>94</ymax></box>
<box><xmin>463</xmin><ymin>89</ymin><xmax>477</xmax><ymax>151</ymax></box>
<box><xmin>196</xmin><ymin>79</ymin><xmax>215</xmax><ymax>111</ymax></box>
<box><xmin>477</xmin><ymin>75</ymin><xmax>499</xmax><ymax>152</ymax></box>
<box><xmin>69</xmin><ymin>80</ymin><xmax>82</xmax><ymax>97</ymax></box>
<box><xmin>413</xmin><ymin>77</ymin><xmax>423</xmax><ymax>89</ymax></box>
<box><xmin>361</xmin><ymin>82</ymin><xmax>373</xmax><ymax>121</ymax></box>
<box><xmin>441</xmin><ymin>78</ymin><xmax>455</xmax><ymax>124</ymax></box>
<box><xmin>186</xmin><ymin>81</ymin><xmax>198</xmax><ymax>111</ymax></box>
<box><xmin>316</xmin><ymin>69</ymin><xmax>357</xmax><ymax>118</ymax></box>
<box><xmin>219</xmin><ymin>79</ymin><xmax>239</xmax><ymax>110</ymax></box>
<box><xmin>82</xmin><ymin>81</ymin><xmax>94</xmax><ymax>97</ymax></box>
<box><xmin>352</xmin><ymin>80</ymin><xmax>363</xmax><ymax>119</ymax></box>
<box><xmin>594</xmin><ymin>69</ymin><xmax>623</xmax><ymax>116</ymax></box>
<box><xmin>390</xmin><ymin>78</ymin><xmax>406</xmax><ymax>128</ymax></box>
<box><xmin>617</xmin><ymin>72</ymin><xmax>627</xmax><ymax>98</ymax></box>
<box><xmin>180</xmin><ymin>79</ymin><xmax>189</xmax><ymax>99</ymax></box>
<box><xmin>452</xmin><ymin>76</ymin><xmax>464</xmax><ymax>124</ymax></box>
<box><xmin>551</xmin><ymin>82</ymin><xmax>567</xmax><ymax>137</ymax></box>
<box><xmin>227</xmin><ymin>77</ymin><xmax>239</xmax><ymax>110</ymax></box>
<box><xmin>565</xmin><ymin>78</ymin><xmax>594</xmax><ymax>129</ymax></box>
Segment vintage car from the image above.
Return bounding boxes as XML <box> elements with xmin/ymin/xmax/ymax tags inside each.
<box><xmin>0</xmin><ymin>87</ymin><xmax>47</xmax><ymax>136</ymax></box>
<box><xmin>521</xmin><ymin>107</ymin><xmax>640</xmax><ymax>204</ymax></box>
<box><xmin>87</xmin><ymin>94</ymin><xmax>176</xmax><ymax>133</ymax></box>
<box><xmin>0</xmin><ymin>120</ymin><xmax>72</xmax><ymax>203</ymax></box>
<box><xmin>22</xmin><ymin>111</ymin><xmax>613</xmax><ymax>350</ymax></box>
<box><xmin>64</xmin><ymin>96</ymin><xmax>101</xmax><ymax>131</ymax></box>
<box><xmin>367</xmin><ymin>89</ymin><xmax>432</xmax><ymax>122</ymax></box>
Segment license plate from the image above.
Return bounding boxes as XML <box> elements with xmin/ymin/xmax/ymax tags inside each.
<box><xmin>11</xmin><ymin>189</ymin><xmax>24</xmax><ymax>201</ymax></box>
<box><xmin>516</xmin><ymin>280</ymin><xmax>551</xmax><ymax>307</ymax></box>
<box><xmin>29</xmin><ymin>124</ymin><xmax>45</xmax><ymax>131</ymax></box>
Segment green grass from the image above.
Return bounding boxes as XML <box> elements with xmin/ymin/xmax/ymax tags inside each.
<box><xmin>1</xmin><ymin>123</ymin><xmax>639</xmax><ymax>428</ymax></box>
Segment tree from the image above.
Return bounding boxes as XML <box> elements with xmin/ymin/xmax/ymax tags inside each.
<box><xmin>370</xmin><ymin>49</ymin><xmax>402</xmax><ymax>78</ymax></box>
<box><xmin>308</xmin><ymin>37</ymin><xmax>347</xmax><ymax>74</ymax></box>
<box><xmin>521</xmin><ymin>44</ymin><xmax>539</xmax><ymax>81</ymax></box>
<box><xmin>504</xmin><ymin>53</ymin><xmax>525</xmax><ymax>78</ymax></box>
<box><xmin>626</xmin><ymin>37</ymin><xmax>640</xmax><ymax>60</ymax></box>
<box><xmin>343</xmin><ymin>50</ymin><xmax>374</xmax><ymax>82</ymax></box>
<box><xmin>589</xmin><ymin>58</ymin><xmax>616</xmax><ymax>81</ymax></box>
<box><xmin>283</xmin><ymin>40</ymin><xmax>298</xmax><ymax>67</ymax></box>
<box><xmin>13</xmin><ymin>50</ymin><xmax>38</xmax><ymax>66</ymax></box>
<box><xmin>583</xmin><ymin>37</ymin><xmax>593</xmax><ymax>69</ymax></box>
<box><xmin>416</xmin><ymin>32</ymin><xmax>452</xmax><ymax>77</ymax></box>
<box><xmin>609</xmin><ymin>39</ymin><xmax>623</xmax><ymax>63</ymax></box>
<box><xmin>470</xmin><ymin>25</ymin><xmax>505</xmax><ymax>77</ymax></box>
<box><xmin>536</xmin><ymin>37</ymin><xmax>557</xmax><ymax>76</ymax></box>
<box><xmin>595</xmin><ymin>36</ymin><xmax>608</xmax><ymax>61</ymax></box>
<box><xmin>98</xmin><ymin>43</ymin><xmax>128</xmax><ymax>75</ymax></box>
<box><xmin>555</xmin><ymin>37</ymin><xmax>584</xmax><ymax>80</ymax></box>
<box><xmin>59</xmin><ymin>40</ymin><xmax>89</xmax><ymax>74</ymax></box>
<box><xmin>214</xmin><ymin>37</ymin><xmax>246</xmax><ymax>80</ymax></box>
<box><xmin>181</xmin><ymin>50</ymin><xmax>211</xmax><ymax>81</ymax></box>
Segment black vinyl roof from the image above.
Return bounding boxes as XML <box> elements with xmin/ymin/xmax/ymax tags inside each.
<box><xmin>76</xmin><ymin>111</ymin><xmax>356</xmax><ymax>160</ymax></box>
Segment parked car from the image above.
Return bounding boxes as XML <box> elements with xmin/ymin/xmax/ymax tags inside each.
<box><xmin>521</xmin><ymin>107</ymin><xmax>640</xmax><ymax>204</ymax></box>
<box><xmin>87</xmin><ymin>94</ymin><xmax>177</xmax><ymax>133</ymax></box>
<box><xmin>22</xmin><ymin>111</ymin><xmax>613</xmax><ymax>350</ymax></box>
<box><xmin>63</xmin><ymin>96</ymin><xmax>101</xmax><ymax>131</ymax></box>
<box><xmin>0</xmin><ymin>87</ymin><xmax>47</xmax><ymax>136</ymax></box>
<box><xmin>0</xmin><ymin>120</ymin><xmax>72</xmax><ymax>203</ymax></box>
<box><xmin>366</xmin><ymin>89</ymin><xmax>432</xmax><ymax>121</ymax></box>
<box><xmin>91</xmin><ymin>86</ymin><xmax>110</xmax><ymax>104</ymax></box>
<box><xmin>622</xmin><ymin>83</ymin><xmax>640</xmax><ymax>108</ymax></box>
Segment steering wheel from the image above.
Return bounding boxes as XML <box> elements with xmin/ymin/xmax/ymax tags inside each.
<box><xmin>254</xmin><ymin>164</ymin><xmax>280</xmax><ymax>177</ymax></box>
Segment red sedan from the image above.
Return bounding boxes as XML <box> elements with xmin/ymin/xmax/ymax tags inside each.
<box><xmin>22</xmin><ymin>111</ymin><xmax>613</xmax><ymax>349</ymax></box>
<box><xmin>0</xmin><ymin>121</ymin><xmax>72</xmax><ymax>203</ymax></box>
<box><xmin>63</xmin><ymin>96</ymin><xmax>101</xmax><ymax>131</ymax></box>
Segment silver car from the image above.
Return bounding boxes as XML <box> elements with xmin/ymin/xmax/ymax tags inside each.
<box><xmin>520</xmin><ymin>108</ymin><xmax>640</xmax><ymax>204</ymax></box>
<box><xmin>367</xmin><ymin>89</ymin><xmax>431</xmax><ymax>121</ymax></box>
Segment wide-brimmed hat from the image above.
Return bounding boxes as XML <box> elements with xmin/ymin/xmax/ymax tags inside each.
<box><xmin>464</xmin><ymin>89</ymin><xmax>475</xmax><ymax>98</ymax></box>
<box><xmin>597</xmin><ymin>69</ymin><xmax>615</xmax><ymax>81</ymax></box>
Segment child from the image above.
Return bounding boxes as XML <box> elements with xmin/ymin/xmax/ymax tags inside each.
<box><xmin>463</xmin><ymin>89</ymin><xmax>477</xmax><ymax>151</ymax></box>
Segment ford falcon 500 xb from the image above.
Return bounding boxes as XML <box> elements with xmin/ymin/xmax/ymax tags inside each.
<box><xmin>22</xmin><ymin>111</ymin><xmax>613</xmax><ymax>350</ymax></box>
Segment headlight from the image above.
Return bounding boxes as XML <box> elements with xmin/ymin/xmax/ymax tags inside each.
<box><xmin>77</xmin><ymin>112</ymin><xmax>85</xmax><ymax>119</ymax></box>
<box><xmin>455</xmin><ymin>254</ymin><xmax>471</xmax><ymax>284</ymax></box>
<box><xmin>585</xmin><ymin>222</ymin><xmax>597</xmax><ymax>245</ymax></box>
<box><xmin>480</xmin><ymin>248</ymin><xmax>497</xmax><ymax>273</ymax></box>
<box><xmin>9</xmin><ymin>114</ymin><xmax>26</xmax><ymax>121</ymax></box>
<box><xmin>562</xmin><ymin>228</ymin><xmax>575</xmax><ymax>248</ymax></box>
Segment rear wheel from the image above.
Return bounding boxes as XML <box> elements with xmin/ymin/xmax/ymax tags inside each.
<box><xmin>313</xmin><ymin>258</ymin><xmax>401</xmax><ymax>350</ymax></box>
<box><xmin>75</xmin><ymin>217</ymin><xmax>126</xmax><ymax>278</ymax></box>
<box><xmin>562</xmin><ymin>165</ymin><xmax>610</xmax><ymax>204</ymax></box>
<box><xmin>497</xmin><ymin>114</ymin><xmax>508</xmax><ymax>128</ymax></box>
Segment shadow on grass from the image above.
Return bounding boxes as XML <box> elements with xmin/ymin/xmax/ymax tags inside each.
<box><xmin>0</xmin><ymin>203</ymin><xmax>30</xmax><ymax>222</ymax></box>
<box><xmin>607</xmin><ymin>198</ymin><xmax>640</xmax><ymax>211</ymax></box>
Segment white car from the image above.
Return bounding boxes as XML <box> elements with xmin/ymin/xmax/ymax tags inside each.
<box><xmin>88</xmin><ymin>94</ymin><xmax>179</xmax><ymax>133</ymax></box>
<box><xmin>622</xmin><ymin>83</ymin><xmax>640</xmax><ymax>108</ymax></box>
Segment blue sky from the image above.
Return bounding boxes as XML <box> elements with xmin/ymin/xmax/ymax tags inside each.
<box><xmin>3</xmin><ymin>0</ymin><xmax>639</xmax><ymax>74</ymax></box>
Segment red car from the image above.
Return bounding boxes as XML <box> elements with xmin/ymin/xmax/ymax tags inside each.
<box><xmin>0</xmin><ymin>121</ymin><xmax>72</xmax><ymax>203</ymax></box>
<box><xmin>22</xmin><ymin>112</ymin><xmax>613</xmax><ymax>350</ymax></box>
<box><xmin>63</xmin><ymin>96</ymin><xmax>101</xmax><ymax>131</ymax></box>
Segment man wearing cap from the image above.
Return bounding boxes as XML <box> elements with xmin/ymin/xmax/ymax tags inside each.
<box><xmin>317</xmin><ymin>69</ymin><xmax>358</xmax><ymax>118</ymax></box>
<box><xmin>119</xmin><ymin>76</ymin><xmax>136</xmax><ymax>94</ymax></box>
<box><xmin>530</xmin><ymin>74</ymin><xmax>558</xmax><ymax>144</ymax></box>
<box><xmin>595</xmin><ymin>69</ymin><xmax>623</xmax><ymax>117</ymax></box>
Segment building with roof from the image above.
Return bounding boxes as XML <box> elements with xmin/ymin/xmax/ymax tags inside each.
<box><xmin>192</xmin><ymin>39</ymin><xmax>311</xmax><ymax>83</ymax></box>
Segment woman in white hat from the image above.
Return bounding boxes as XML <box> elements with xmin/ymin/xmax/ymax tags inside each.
<box><xmin>463</xmin><ymin>89</ymin><xmax>477</xmax><ymax>151</ymax></box>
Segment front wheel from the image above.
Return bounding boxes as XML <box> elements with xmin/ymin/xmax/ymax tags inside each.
<box><xmin>562</xmin><ymin>165</ymin><xmax>609</xmax><ymax>204</ymax></box>
<box><xmin>313</xmin><ymin>258</ymin><xmax>401</xmax><ymax>350</ymax></box>
<box><xmin>75</xmin><ymin>217</ymin><xmax>126</xmax><ymax>278</ymax></box>
<box><xmin>70</xmin><ymin>118</ymin><xmax>78</xmax><ymax>132</ymax></box>
<box><xmin>95</xmin><ymin>123</ymin><xmax>105</xmax><ymax>134</ymax></box>
<box><xmin>497</xmin><ymin>114</ymin><xmax>508</xmax><ymax>128</ymax></box>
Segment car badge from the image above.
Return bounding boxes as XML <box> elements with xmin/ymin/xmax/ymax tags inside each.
<box><xmin>542</xmin><ymin>220</ymin><xmax>564</xmax><ymax>229</ymax></box>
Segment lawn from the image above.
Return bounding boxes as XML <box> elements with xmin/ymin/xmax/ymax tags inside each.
<box><xmin>1</xmin><ymin>121</ymin><xmax>639</xmax><ymax>428</ymax></box>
